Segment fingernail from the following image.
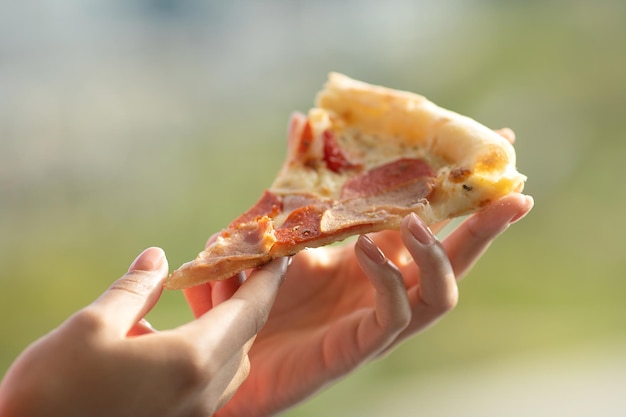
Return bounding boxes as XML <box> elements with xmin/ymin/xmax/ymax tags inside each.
<box><xmin>276</xmin><ymin>257</ymin><xmax>291</xmax><ymax>283</ymax></box>
<box><xmin>129</xmin><ymin>247</ymin><xmax>165</xmax><ymax>272</ymax></box>
<box><xmin>509</xmin><ymin>195</ymin><xmax>534</xmax><ymax>224</ymax></box>
<box><xmin>357</xmin><ymin>235</ymin><xmax>387</xmax><ymax>265</ymax></box>
<box><xmin>278</xmin><ymin>256</ymin><xmax>291</xmax><ymax>273</ymax></box>
<box><xmin>407</xmin><ymin>213</ymin><xmax>434</xmax><ymax>245</ymax></box>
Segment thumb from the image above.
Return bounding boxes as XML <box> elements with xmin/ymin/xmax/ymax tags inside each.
<box><xmin>90</xmin><ymin>247</ymin><xmax>168</xmax><ymax>336</ymax></box>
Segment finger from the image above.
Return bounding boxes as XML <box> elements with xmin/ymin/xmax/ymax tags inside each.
<box><xmin>353</xmin><ymin>236</ymin><xmax>411</xmax><ymax>352</ymax></box>
<box><xmin>186</xmin><ymin>344</ymin><xmax>252</xmax><ymax>417</ymax></box>
<box><xmin>182</xmin><ymin>273</ymin><xmax>244</xmax><ymax>319</ymax></box>
<box><xmin>212</xmin><ymin>273</ymin><xmax>245</xmax><ymax>306</ymax></box>
<box><xmin>287</xmin><ymin>112</ymin><xmax>308</xmax><ymax>152</ymax></box>
<box><xmin>182</xmin><ymin>282</ymin><xmax>214</xmax><ymax>318</ymax></box>
<box><xmin>214</xmin><ymin>347</ymin><xmax>252</xmax><ymax>411</ymax></box>
<box><xmin>400</xmin><ymin>213</ymin><xmax>458</xmax><ymax>315</ymax></box>
<box><xmin>366</xmin><ymin>218</ymin><xmax>450</xmax><ymax>267</ymax></box>
<box><xmin>494</xmin><ymin>127</ymin><xmax>516</xmax><ymax>144</ymax></box>
<box><xmin>89</xmin><ymin>247</ymin><xmax>168</xmax><ymax>336</ymax></box>
<box><xmin>207</xmin><ymin>339</ymin><xmax>254</xmax><ymax>415</ymax></box>
<box><xmin>179</xmin><ymin>257</ymin><xmax>289</xmax><ymax>362</ymax></box>
<box><xmin>443</xmin><ymin>193</ymin><xmax>534</xmax><ymax>279</ymax></box>
<box><xmin>205</xmin><ymin>232</ymin><xmax>220</xmax><ymax>249</ymax></box>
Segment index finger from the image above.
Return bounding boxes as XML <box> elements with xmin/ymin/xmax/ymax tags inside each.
<box><xmin>177</xmin><ymin>257</ymin><xmax>290</xmax><ymax>360</ymax></box>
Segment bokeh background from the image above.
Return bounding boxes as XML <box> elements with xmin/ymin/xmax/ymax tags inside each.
<box><xmin>1</xmin><ymin>1</ymin><xmax>625</xmax><ymax>415</ymax></box>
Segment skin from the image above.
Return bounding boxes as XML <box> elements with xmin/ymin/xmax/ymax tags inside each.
<box><xmin>0</xmin><ymin>248</ymin><xmax>290</xmax><ymax>417</ymax></box>
<box><xmin>0</xmin><ymin>127</ymin><xmax>532</xmax><ymax>417</ymax></box>
<box><xmin>185</xmin><ymin>192</ymin><xmax>534</xmax><ymax>417</ymax></box>
<box><xmin>182</xmin><ymin>124</ymin><xmax>533</xmax><ymax>416</ymax></box>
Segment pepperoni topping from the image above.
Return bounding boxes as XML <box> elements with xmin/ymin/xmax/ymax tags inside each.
<box><xmin>282</xmin><ymin>193</ymin><xmax>320</xmax><ymax>213</ymax></box>
<box><xmin>341</xmin><ymin>158</ymin><xmax>436</xmax><ymax>199</ymax></box>
<box><xmin>293</xmin><ymin>120</ymin><xmax>360</xmax><ymax>173</ymax></box>
<box><xmin>274</xmin><ymin>203</ymin><xmax>330</xmax><ymax>246</ymax></box>
<box><xmin>222</xmin><ymin>215</ymin><xmax>275</xmax><ymax>249</ymax></box>
<box><xmin>226</xmin><ymin>158</ymin><xmax>436</xmax><ymax>255</ymax></box>
<box><xmin>298</xmin><ymin>121</ymin><xmax>314</xmax><ymax>156</ymax></box>
<box><xmin>323</xmin><ymin>130</ymin><xmax>359</xmax><ymax>173</ymax></box>
<box><xmin>227</xmin><ymin>190</ymin><xmax>282</xmax><ymax>228</ymax></box>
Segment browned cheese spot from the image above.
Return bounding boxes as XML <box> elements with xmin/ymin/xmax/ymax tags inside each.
<box><xmin>449</xmin><ymin>167</ymin><xmax>472</xmax><ymax>183</ymax></box>
<box><xmin>475</xmin><ymin>147</ymin><xmax>507</xmax><ymax>172</ymax></box>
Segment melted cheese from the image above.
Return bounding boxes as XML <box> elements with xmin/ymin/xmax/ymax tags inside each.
<box><xmin>315</xmin><ymin>72</ymin><xmax>526</xmax><ymax>220</ymax></box>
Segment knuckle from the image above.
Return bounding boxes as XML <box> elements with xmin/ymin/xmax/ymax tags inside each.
<box><xmin>65</xmin><ymin>307</ymin><xmax>108</xmax><ymax>334</ymax></box>
<box><xmin>387</xmin><ymin>263</ymin><xmax>405</xmax><ymax>285</ymax></box>
<box><xmin>434</xmin><ymin>287</ymin><xmax>459</xmax><ymax>315</ymax></box>
<box><xmin>396</xmin><ymin>302</ymin><xmax>412</xmax><ymax>330</ymax></box>
<box><xmin>108</xmin><ymin>272</ymin><xmax>155</xmax><ymax>298</ymax></box>
<box><xmin>419</xmin><ymin>281</ymin><xmax>459</xmax><ymax>318</ymax></box>
<box><xmin>382</xmin><ymin>306</ymin><xmax>411</xmax><ymax>336</ymax></box>
<box><xmin>387</xmin><ymin>266</ymin><xmax>412</xmax><ymax>328</ymax></box>
<box><xmin>166</xmin><ymin>340</ymin><xmax>214</xmax><ymax>392</ymax></box>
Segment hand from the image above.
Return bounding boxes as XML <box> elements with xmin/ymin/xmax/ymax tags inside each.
<box><xmin>0</xmin><ymin>248</ymin><xmax>289</xmax><ymax>417</ymax></box>
<box><xmin>185</xmin><ymin>193</ymin><xmax>533</xmax><ymax>417</ymax></box>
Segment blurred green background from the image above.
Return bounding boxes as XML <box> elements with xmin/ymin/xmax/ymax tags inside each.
<box><xmin>1</xmin><ymin>1</ymin><xmax>625</xmax><ymax>415</ymax></box>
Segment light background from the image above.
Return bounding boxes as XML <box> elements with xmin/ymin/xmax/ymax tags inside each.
<box><xmin>1</xmin><ymin>1</ymin><xmax>625</xmax><ymax>415</ymax></box>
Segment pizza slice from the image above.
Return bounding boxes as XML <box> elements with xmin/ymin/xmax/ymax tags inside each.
<box><xmin>166</xmin><ymin>73</ymin><xmax>526</xmax><ymax>289</ymax></box>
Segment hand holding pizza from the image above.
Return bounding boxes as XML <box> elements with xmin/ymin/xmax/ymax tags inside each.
<box><xmin>178</xmin><ymin>77</ymin><xmax>534</xmax><ymax>416</ymax></box>
<box><xmin>0</xmin><ymin>248</ymin><xmax>289</xmax><ymax>417</ymax></box>
<box><xmin>0</xmin><ymin>73</ymin><xmax>533</xmax><ymax>417</ymax></box>
<box><xmin>185</xmin><ymin>192</ymin><xmax>533</xmax><ymax>417</ymax></box>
